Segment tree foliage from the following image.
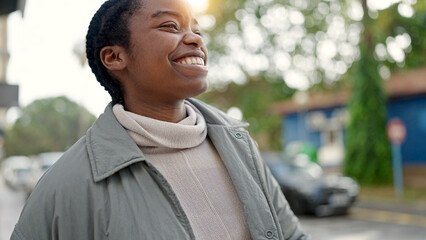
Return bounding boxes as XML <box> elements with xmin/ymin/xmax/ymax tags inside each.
<box><xmin>201</xmin><ymin>0</ymin><xmax>361</xmax><ymax>149</ymax></box>
<box><xmin>344</xmin><ymin>47</ymin><xmax>392</xmax><ymax>184</ymax></box>
<box><xmin>4</xmin><ymin>96</ymin><xmax>96</xmax><ymax>156</ymax></box>
<box><xmin>343</xmin><ymin>0</ymin><xmax>425</xmax><ymax>184</ymax></box>
<box><xmin>200</xmin><ymin>1</ymin><xmax>424</xmax><ymax>183</ymax></box>
<box><xmin>344</xmin><ymin>0</ymin><xmax>389</xmax><ymax>184</ymax></box>
<box><xmin>367</xmin><ymin>2</ymin><xmax>426</xmax><ymax>74</ymax></box>
<box><xmin>204</xmin><ymin>0</ymin><xmax>360</xmax><ymax>89</ymax></box>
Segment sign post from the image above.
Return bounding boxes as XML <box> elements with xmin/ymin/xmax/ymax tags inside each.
<box><xmin>386</xmin><ymin>118</ymin><xmax>406</xmax><ymax>197</ymax></box>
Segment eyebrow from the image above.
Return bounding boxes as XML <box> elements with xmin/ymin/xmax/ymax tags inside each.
<box><xmin>152</xmin><ymin>10</ymin><xmax>182</xmax><ymax>19</ymax></box>
<box><xmin>151</xmin><ymin>10</ymin><xmax>199</xmax><ymax>25</ymax></box>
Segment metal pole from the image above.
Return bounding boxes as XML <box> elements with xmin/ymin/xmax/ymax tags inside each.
<box><xmin>0</xmin><ymin>16</ymin><xmax>8</xmax><ymax>160</ymax></box>
<box><xmin>0</xmin><ymin>16</ymin><xmax>8</xmax><ymax>83</ymax></box>
<box><xmin>391</xmin><ymin>143</ymin><xmax>404</xmax><ymax>197</ymax></box>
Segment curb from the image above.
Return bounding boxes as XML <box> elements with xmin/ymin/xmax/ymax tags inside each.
<box><xmin>355</xmin><ymin>200</ymin><xmax>426</xmax><ymax>216</ymax></box>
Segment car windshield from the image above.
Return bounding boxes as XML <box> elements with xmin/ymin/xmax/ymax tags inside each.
<box><xmin>290</xmin><ymin>155</ymin><xmax>323</xmax><ymax>179</ymax></box>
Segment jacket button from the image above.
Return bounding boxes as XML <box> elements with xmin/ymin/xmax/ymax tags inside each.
<box><xmin>266</xmin><ymin>230</ymin><xmax>274</xmax><ymax>239</ymax></box>
<box><xmin>234</xmin><ymin>132</ymin><xmax>243</xmax><ymax>139</ymax></box>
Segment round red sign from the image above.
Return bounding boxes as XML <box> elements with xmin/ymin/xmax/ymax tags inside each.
<box><xmin>387</xmin><ymin>118</ymin><xmax>406</xmax><ymax>144</ymax></box>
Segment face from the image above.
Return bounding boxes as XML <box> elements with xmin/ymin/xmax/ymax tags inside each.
<box><xmin>119</xmin><ymin>0</ymin><xmax>208</xmax><ymax>106</ymax></box>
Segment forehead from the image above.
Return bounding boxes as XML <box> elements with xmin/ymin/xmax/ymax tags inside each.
<box><xmin>136</xmin><ymin>0</ymin><xmax>196</xmax><ymax>21</ymax></box>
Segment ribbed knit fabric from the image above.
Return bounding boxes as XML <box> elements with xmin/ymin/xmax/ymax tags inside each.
<box><xmin>113</xmin><ymin>101</ymin><xmax>251</xmax><ymax>240</ymax></box>
<box><xmin>113</xmin><ymin>102</ymin><xmax>207</xmax><ymax>149</ymax></box>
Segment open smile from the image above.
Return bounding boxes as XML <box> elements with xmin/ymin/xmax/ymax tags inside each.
<box><xmin>174</xmin><ymin>56</ymin><xmax>205</xmax><ymax>66</ymax></box>
<box><xmin>171</xmin><ymin>55</ymin><xmax>208</xmax><ymax>78</ymax></box>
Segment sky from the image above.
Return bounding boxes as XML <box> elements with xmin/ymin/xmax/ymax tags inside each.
<box><xmin>6</xmin><ymin>0</ymin><xmax>208</xmax><ymax>120</ymax></box>
<box><xmin>7</xmin><ymin>0</ymin><xmax>109</xmax><ymax>118</ymax></box>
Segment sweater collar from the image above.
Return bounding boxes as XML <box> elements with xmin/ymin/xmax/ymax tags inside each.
<box><xmin>87</xmin><ymin>99</ymin><xmax>248</xmax><ymax>182</ymax></box>
<box><xmin>112</xmin><ymin>101</ymin><xmax>207</xmax><ymax>150</ymax></box>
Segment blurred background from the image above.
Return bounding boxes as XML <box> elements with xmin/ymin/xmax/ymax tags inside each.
<box><xmin>1</xmin><ymin>0</ymin><xmax>425</xmax><ymax>239</ymax></box>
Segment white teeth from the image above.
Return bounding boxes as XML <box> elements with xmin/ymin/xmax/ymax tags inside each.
<box><xmin>178</xmin><ymin>57</ymin><xmax>204</xmax><ymax>66</ymax></box>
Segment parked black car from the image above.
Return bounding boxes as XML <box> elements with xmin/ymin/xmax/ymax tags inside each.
<box><xmin>261</xmin><ymin>151</ymin><xmax>359</xmax><ymax>216</ymax></box>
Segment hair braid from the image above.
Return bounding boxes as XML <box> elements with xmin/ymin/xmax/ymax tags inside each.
<box><xmin>86</xmin><ymin>0</ymin><xmax>143</xmax><ymax>105</ymax></box>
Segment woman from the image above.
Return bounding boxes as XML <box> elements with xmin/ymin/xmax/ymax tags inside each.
<box><xmin>12</xmin><ymin>0</ymin><xmax>309</xmax><ymax>239</ymax></box>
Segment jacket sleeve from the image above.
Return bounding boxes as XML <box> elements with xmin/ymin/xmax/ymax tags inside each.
<box><xmin>9</xmin><ymin>138</ymin><xmax>107</xmax><ymax>240</ymax></box>
<box><xmin>249</xmin><ymin>138</ymin><xmax>311</xmax><ymax>240</ymax></box>
<box><xmin>10</xmin><ymin>184</ymin><xmax>57</xmax><ymax>240</ymax></box>
<box><xmin>10</xmin><ymin>228</ymin><xmax>25</xmax><ymax>240</ymax></box>
<box><xmin>262</xmin><ymin>159</ymin><xmax>311</xmax><ymax>240</ymax></box>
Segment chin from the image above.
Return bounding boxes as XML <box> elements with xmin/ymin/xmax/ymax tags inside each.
<box><xmin>186</xmin><ymin>78</ymin><xmax>208</xmax><ymax>98</ymax></box>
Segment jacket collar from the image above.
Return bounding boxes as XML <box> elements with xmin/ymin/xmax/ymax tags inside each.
<box><xmin>87</xmin><ymin>99</ymin><xmax>248</xmax><ymax>182</ymax></box>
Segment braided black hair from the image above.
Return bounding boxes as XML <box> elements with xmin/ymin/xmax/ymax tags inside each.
<box><xmin>86</xmin><ymin>0</ymin><xmax>143</xmax><ymax>105</ymax></box>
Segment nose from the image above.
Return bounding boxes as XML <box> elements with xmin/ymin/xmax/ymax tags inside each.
<box><xmin>183</xmin><ymin>30</ymin><xmax>204</xmax><ymax>47</ymax></box>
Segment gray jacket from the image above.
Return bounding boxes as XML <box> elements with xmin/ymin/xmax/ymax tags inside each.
<box><xmin>11</xmin><ymin>99</ymin><xmax>309</xmax><ymax>240</ymax></box>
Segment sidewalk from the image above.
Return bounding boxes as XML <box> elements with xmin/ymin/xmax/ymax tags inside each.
<box><xmin>349</xmin><ymin>182</ymin><xmax>426</xmax><ymax>228</ymax></box>
<box><xmin>355</xmin><ymin>198</ymin><xmax>426</xmax><ymax>217</ymax></box>
<box><xmin>351</xmin><ymin>197</ymin><xmax>426</xmax><ymax>228</ymax></box>
<box><xmin>0</xmin><ymin>173</ymin><xmax>26</xmax><ymax>240</ymax></box>
<box><xmin>325</xmin><ymin>164</ymin><xmax>426</xmax><ymax>217</ymax></box>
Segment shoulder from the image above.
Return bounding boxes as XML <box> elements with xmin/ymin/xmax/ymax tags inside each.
<box><xmin>38</xmin><ymin>136</ymin><xmax>93</xmax><ymax>189</ymax></box>
<box><xmin>14</xmin><ymin>136</ymin><xmax>98</xmax><ymax>239</ymax></box>
<box><xmin>25</xmin><ymin>136</ymin><xmax>94</xmax><ymax>205</ymax></box>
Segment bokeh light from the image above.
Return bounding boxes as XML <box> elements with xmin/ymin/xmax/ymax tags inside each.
<box><xmin>187</xmin><ymin>0</ymin><xmax>209</xmax><ymax>13</ymax></box>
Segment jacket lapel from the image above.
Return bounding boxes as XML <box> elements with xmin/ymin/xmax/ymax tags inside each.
<box><xmin>86</xmin><ymin>103</ymin><xmax>146</xmax><ymax>182</ymax></box>
<box><xmin>207</xmin><ymin>124</ymin><xmax>280</xmax><ymax>239</ymax></box>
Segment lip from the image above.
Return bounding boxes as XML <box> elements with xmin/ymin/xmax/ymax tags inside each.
<box><xmin>170</xmin><ymin>55</ymin><xmax>208</xmax><ymax>78</ymax></box>
<box><xmin>172</xmin><ymin>50</ymin><xmax>207</xmax><ymax>65</ymax></box>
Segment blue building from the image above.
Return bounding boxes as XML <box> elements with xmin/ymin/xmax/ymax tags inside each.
<box><xmin>273</xmin><ymin>68</ymin><xmax>426</xmax><ymax>166</ymax></box>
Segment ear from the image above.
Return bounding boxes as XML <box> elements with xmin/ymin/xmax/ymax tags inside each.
<box><xmin>100</xmin><ymin>46</ymin><xmax>128</xmax><ymax>71</ymax></box>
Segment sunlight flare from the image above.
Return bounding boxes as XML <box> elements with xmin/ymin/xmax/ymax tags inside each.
<box><xmin>187</xmin><ymin>0</ymin><xmax>209</xmax><ymax>13</ymax></box>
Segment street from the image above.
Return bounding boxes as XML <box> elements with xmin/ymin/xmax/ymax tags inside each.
<box><xmin>0</xmin><ymin>177</ymin><xmax>25</xmax><ymax>240</ymax></box>
<box><xmin>300</xmin><ymin>212</ymin><xmax>426</xmax><ymax>240</ymax></box>
<box><xmin>1</xmin><ymin>177</ymin><xmax>426</xmax><ymax>240</ymax></box>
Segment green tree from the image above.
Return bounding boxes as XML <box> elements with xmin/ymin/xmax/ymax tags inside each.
<box><xmin>4</xmin><ymin>96</ymin><xmax>96</xmax><ymax>156</ymax></box>
<box><xmin>343</xmin><ymin>0</ymin><xmax>393</xmax><ymax>184</ymax></box>
<box><xmin>343</xmin><ymin>0</ymin><xmax>425</xmax><ymax>184</ymax></box>
<box><xmin>344</xmin><ymin>48</ymin><xmax>392</xmax><ymax>184</ymax></box>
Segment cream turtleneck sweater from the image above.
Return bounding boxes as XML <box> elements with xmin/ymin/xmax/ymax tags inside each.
<box><xmin>113</xmin><ymin>101</ymin><xmax>251</xmax><ymax>240</ymax></box>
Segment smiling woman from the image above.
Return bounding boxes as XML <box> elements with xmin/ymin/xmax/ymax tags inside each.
<box><xmin>11</xmin><ymin>0</ymin><xmax>310</xmax><ymax>239</ymax></box>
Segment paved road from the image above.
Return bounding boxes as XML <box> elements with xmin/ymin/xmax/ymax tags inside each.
<box><xmin>1</xmin><ymin>177</ymin><xmax>426</xmax><ymax>240</ymax></box>
<box><xmin>0</xmin><ymin>177</ymin><xmax>25</xmax><ymax>240</ymax></box>
<box><xmin>300</xmin><ymin>211</ymin><xmax>426</xmax><ymax>240</ymax></box>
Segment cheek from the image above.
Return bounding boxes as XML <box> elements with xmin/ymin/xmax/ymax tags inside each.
<box><xmin>143</xmin><ymin>42</ymin><xmax>175</xmax><ymax>64</ymax></box>
<box><xmin>151</xmin><ymin>32</ymin><xmax>180</xmax><ymax>48</ymax></box>
<box><xmin>129</xmin><ymin>34</ymin><xmax>180</xmax><ymax>73</ymax></box>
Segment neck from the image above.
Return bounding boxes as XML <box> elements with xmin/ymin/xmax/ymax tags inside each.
<box><xmin>123</xmin><ymin>98</ymin><xmax>187</xmax><ymax>123</ymax></box>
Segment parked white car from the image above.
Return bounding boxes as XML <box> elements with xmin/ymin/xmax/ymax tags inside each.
<box><xmin>1</xmin><ymin>152</ymin><xmax>63</xmax><ymax>197</ymax></box>
<box><xmin>1</xmin><ymin>156</ymin><xmax>38</xmax><ymax>193</ymax></box>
